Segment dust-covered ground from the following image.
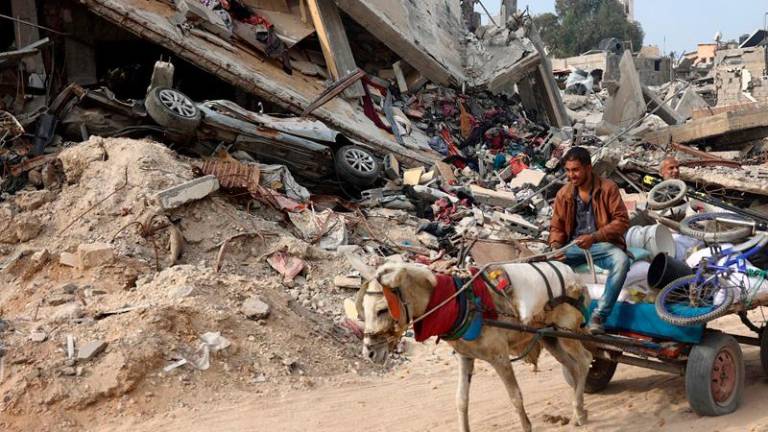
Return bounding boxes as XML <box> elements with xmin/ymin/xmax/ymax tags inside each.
<box><xmin>2</xmin><ymin>137</ymin><xmax>768</xmax><ymax>432</ymax></box>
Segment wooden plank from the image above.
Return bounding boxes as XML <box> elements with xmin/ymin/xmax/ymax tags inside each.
<box><xmin>305</xmin><ymin>0</ymin><xmax>364</xmax><ymax>98</ymax></box>
<box><xmin>392</xmin><ymin>60</ymin><xmax>408</xmax><ymax>93</ymax></box>
<box><xmin>11</xmin><ymin>0</ymin><xmax>44</xmax><ymax>74</ymax></box>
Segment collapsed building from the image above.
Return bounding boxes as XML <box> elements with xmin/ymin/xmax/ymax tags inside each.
<box><xmin>5</xmin><ymin>1</ymin><xmax>768</xmax><ymax>430</ymax></box>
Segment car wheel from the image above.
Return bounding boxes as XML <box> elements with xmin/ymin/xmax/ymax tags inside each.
<box><xmin>334</xmin><ymin>145</ymin><xmax>380</xmax><ymax>188</ymax></box>
<box><xmin>144</xmin><ymin>87</ymin><xmax>201</xmax><ymax>135</ymax></box>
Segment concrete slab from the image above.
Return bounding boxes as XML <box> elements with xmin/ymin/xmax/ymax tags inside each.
<box><xmin>153</xmin><ymin>176</ymin><xmax>220</xmax><ymax>210</ymax></box>
<box><xmin>603</xmin><ymin>51</ymin><xmax>646</xmax><ymax>130</ymax></box>
<box><xmin>675</xmin><ymin>86</ymin><xmax>710</xmax><ymax>120</ymax></box>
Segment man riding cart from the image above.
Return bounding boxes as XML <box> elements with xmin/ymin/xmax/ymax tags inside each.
<box><xmin>549</xmin><ymin>147</ymin><xmax>630</xmax><ymax>334</ymax></box>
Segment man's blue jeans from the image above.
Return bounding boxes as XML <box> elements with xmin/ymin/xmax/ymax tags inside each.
<box><xmin>563</xmin><ymin>242</ymin><xmax>630</xmax><ymax>321</ymax></box>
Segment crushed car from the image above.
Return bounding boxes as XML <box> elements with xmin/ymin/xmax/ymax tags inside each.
<box><xmin>50</xmin><ymin>62</ymin><xmax>381</xmax><ymax>189</ymax></box>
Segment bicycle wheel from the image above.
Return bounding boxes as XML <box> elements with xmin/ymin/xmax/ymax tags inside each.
<box><xmin>679</xmin><ymin>212</ymin><xmax>753</xmax><ymax>243</ymax></box>
<box><xmin>648</xmin><ymin>179</ymin><xmax>687</xmax><ymax>210</ymax></box>
<box><xmin>655</xmin><ymin>275</ymin><xmax>735</xmax><ymax>326</ymax></box>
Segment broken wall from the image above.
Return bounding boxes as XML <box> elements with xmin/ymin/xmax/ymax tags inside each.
<box><xmin>551</xmin><ymin>52</ymin><xmax>608</xmax><ymax>72</ymax></box>
<box><xmin>715</xmin><ymin>46</ymin><xmax>768</xmax><ymax>106</ymax></box>
<box><xmin>634</xmin><ymin>55</ymin><xmax>671</xmax><ymax>86</ymax></box>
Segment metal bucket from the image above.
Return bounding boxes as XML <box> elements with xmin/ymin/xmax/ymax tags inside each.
<box><xmin>647</xmin><ymin>253</ymin><xmax>694</xmax><ymax>289</ymax></box>
<box><xmin>625</xmin><ymin>224</ymin><xmax>676</xmax><ymax>257</ymax></box>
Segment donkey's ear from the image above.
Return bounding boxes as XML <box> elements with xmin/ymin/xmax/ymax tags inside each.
<box><xmin>376</xmin><ymin>264</ymin><xmax>408</xmax><ymax>289</ymax></box>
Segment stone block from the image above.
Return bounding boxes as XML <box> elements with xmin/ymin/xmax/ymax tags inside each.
<box><xmin>241</xmin><ymin>295</ymin><xmax>270</xmax><ymax>320</ymax></box>
<box><xmin>152</xmin><ymin>176</ymin><xmax>219</xmax><ymax>210</ymax></box>
<box><xmin>59</xmin><ymin>252</ymin><xmax>80</xmax><ymax>268</ymax></box>
<box><xmin>77</xmin><ymin>340</ymin><xmax>107</xmax><ymax>361</ymax></box>
<box><xmin>77</xmin><ymin>242</ymin><xmax>114</xmax><ymax>270</ymax></box>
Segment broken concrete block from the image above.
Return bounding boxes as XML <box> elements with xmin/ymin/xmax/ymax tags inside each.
<box><xmin>77</xmin><ymin>242</ymin><xmax>114</xmax><ymax>270</ymax></box>
<box><xmin>153</xmin><ymin>175</ymin><xmax>219</xmax><ymax>210</ymax></box>
<box><xmin>241</xmin><ymin>295</ymin><xmax>270</xmax><ymax>320</ymax></box>
<box><xmin>14</xmin><ymin>190</ymin><xmax>56</xmax><ymax>211</ymax></box>
<box><xmin>641</xmin><ymin>85</ymin><xmax>685</xmax><ymax>126</ymax></box>
<box><xmin>59</xmin><ymin>252</ymin><xmax>80</xmax><ymax>268</ymax></box>
<box><xmin>675</xmin><ymin>86</ymin><xmax>710</xmax><ymax>120</ymax></box>
<box><xmin>509</xmin><ymin>169</ymin><xmax>546</xmax><ymax>189</ymax></box>
<box><xmin>403</xmin><ymin>167</ymin><xmax>425</xmax><ymax>186</ymax></box>
<box><xmin>333</xmin><ymin>275</ymin><xmax>362</xmax><ymax>289</ymax></box>
<box><xmin>29</xmin><ymin>249</ymin><xmax>50</xmax><ymax>270</ymax></box>
<box><xmin>29</xmin><ymin>332</ymin><xmax>47</xmax><ymax>342</ymax></box>
<box><xmin>77</xmin><ymin>340</ymin><xmax>107</xmax><ymax>361</ymax></box>
<box><xmin>469</xmin><ymin>185</ymin><xmax>517</xmax><ymax>207</ymax></box>
<box><xmin>52</xmin><ymin>304</ymin><xmax>84</xmax><ymax>322</ymax></box>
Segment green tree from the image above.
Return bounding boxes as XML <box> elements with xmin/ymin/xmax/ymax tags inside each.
<box><xmin>533</xmin><ymin>0</ymin><xmax>644</xmax><ymax>58</ymax></box>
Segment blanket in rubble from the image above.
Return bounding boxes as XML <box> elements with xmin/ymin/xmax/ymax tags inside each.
<box><xmin>414</xmin><ymin>274</ymin><xmax>498</xmax><ymax>342</ymax></box>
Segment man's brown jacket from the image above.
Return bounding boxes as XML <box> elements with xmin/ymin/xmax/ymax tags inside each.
<box><xmin>548</xmin><ymin>175</ymin><xmax>629</xmax><ymax>249</ymax></box>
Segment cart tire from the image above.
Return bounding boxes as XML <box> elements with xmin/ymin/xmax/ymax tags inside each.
<box><xmin>679</xmin><ymin>212</ymin><xmax>753</xmax><ymax>243</ymax></box>
<box><xmin>584</xmin><ymin>357</ymin><xmax>618</xmax><ymax>394</ymax></box>
<box><xmin>760</xmin><ymin>329</ymin><xmax>768</xmax><ymax>376</ymax></box>
<box><xmin>648</xmin><ymin>179</ymin><xmax>687</xmax><ymax>210</ymax></box>
<box><xmin>686</xmin><ymin>333</ymin><xmax>744</xmax><ymax>416</ymax></box>
<box><xmin>145</xmin><ymin>87</ymin><xmax>201</xmax><ymax>135</ymax></box>
<box><xmin>655</xmin><ymin>275</ymin><xmax>734</xmax><ymax>326</ymax></box>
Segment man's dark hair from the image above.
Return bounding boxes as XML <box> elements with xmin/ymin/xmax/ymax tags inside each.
<box><xmin>562</xmin><ymin>147</ymin><xmax>592</xmax><ymax>166</ymax></box>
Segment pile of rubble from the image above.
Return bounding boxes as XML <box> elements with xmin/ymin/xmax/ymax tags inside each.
<box><xmin>5</xmin><ymin>0</ymin><xmax>768</xmax><ymax>429</ymax></box>
<box><xmin>0</xmin><ymin>138</ymin><xmax>377</xmax><ymax>428</ymax></box>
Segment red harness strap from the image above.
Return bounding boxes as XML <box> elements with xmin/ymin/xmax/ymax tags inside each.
<box><xmin>413</xmin><ymin>274</ymin><xmax>497</xmax><ymax>342</ymax></box>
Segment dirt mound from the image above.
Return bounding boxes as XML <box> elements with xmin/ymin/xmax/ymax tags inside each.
<box><xmin>0</xmin><ymin>137</ymin><xmax>366</xmax><ymax>431</ymax></box>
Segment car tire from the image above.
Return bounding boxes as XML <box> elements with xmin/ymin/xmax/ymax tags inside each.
<box><xmin>685</xmin><ymin>333</ymin><xmax>744</xmax><ymax>416</ymax></box>
<box><xmin>334</xmin><ymin>145</ymin><xmax>380</xmax><ymax>188</ymax></box>
<box><xmin>144</xmin><ymin>87</ymin><xmax>201</xmax><ymax>135</ymax></box>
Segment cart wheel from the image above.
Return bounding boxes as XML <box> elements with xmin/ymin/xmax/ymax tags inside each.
<box><xmin>686</xmin><ymin>333</ymin><xmax>744</xmax><ymax>416</ymax></box>
<box><xmin>585</xmin><ymin>357</ymin><xmax>618</xmax><ymax>394</ymax></box>
<box><xmin>760</xmin><ymin>328</ymin><xmax>768</xmax><ymax>376</ymax></box>
<box><xmin>648</xmin><ymin>179</ymin><xmax>687</xmax><ymax>210</ymax></box>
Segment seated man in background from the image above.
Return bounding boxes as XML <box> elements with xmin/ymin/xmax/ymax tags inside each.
<box><xmin>549</xmin><ymin>147</ymin><xmax>630</xmax><ymax>334</ymax></box>
<box><xmin>658</xmin><ymin>156</ymin><xmax>688</xmax><ymax>221</ymax></box>
<box><xmin>660</xmin><ymin>156</ymin><xmax>680</xmax><ymax>180</ymax></box>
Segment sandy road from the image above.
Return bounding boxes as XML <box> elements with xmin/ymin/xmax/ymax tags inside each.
<box><xmin>98</xmin><ymin>315</ymin><xmax>768</xmax><ymax>432</ymax></box>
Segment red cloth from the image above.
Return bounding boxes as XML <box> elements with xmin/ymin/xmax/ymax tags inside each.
<box><xmin>413</xmin><ymin>274</ymin><xmax>497</xmax><ymax>342</ymax></box>
<box><xmin>509</xmin><ymin>157</ymin><xmax>528</xmax><ymax>176</ymax></box>
<box><xmin>243</xmin><ymin>14</ymin><xmax>272</xmax><ymax>28</ymax></box>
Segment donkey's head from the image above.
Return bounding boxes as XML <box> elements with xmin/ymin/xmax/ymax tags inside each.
<box><xmin>358</xmin><ymin>263</ymin><xmax>437</xmax><ymax>364</ymax></box>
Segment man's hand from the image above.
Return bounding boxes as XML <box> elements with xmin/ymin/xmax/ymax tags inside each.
<box><xmin>550</xmin><ymin>243</ymin><xmax>566</xmax><ymax>261</ymax></box>
<box><xmin>575</xmin><ymin>234</ymin><xmax>595</xmax><ymax>250</ymax></box>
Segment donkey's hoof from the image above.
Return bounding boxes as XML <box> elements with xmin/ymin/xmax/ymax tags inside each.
<box><xmin>573</xmin><ymin>409</ymin><xmax>588</xmax><ymax>426</ymax></box>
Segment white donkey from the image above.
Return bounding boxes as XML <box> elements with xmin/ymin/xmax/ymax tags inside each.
<box><xmin>358</xmin><ymin>262</ymin><xmax>594</xmax><ymax>432</ymax></box>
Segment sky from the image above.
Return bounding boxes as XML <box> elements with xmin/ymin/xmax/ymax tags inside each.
<box><xmin>481</xmin><ymin>0</ymin><xmax>768</xmax><ymax>55</ymax></box>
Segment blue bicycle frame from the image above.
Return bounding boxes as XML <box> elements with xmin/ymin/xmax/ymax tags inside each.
<box><xmin>691</xmin><ymin>234</ymin><xmax>768</xmax><ymax>294</ymax></box>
